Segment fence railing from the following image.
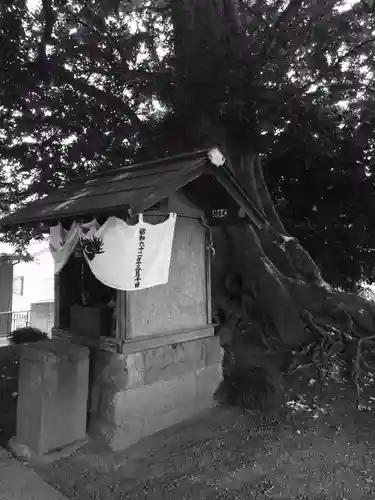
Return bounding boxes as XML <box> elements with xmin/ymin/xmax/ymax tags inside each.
<box><xmin>0</xmin><ymin>310</ymin><xmax>31</xmax><ymax>338</ymax></box>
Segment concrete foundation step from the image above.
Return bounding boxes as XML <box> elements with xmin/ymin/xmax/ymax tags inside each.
<box><xmin>0</xmin><ymin>447</ymin><xmax>69</xmax><ymax>500</ymax></box>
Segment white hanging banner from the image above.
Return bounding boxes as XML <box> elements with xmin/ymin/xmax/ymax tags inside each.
<box><xmin>49</xmin><ymin>219</ymin><xmax>99</xmax><ymax>274</ymax></box>
<box><xmin>81</xmin><ymin>214</ymin><xmax>177</xmax><ymax>291</ymax></box>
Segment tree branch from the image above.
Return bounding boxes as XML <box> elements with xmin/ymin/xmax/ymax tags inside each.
<box><xmin>240</xmin><ymin>154</ymin><xmax>264</xmax><ymax>212</ymax></box>
<box><xmin>354</xmin><ymin>334</ymin><xmax>375</xmax><ymax>408</ymax></box>
<box><xmin>40</xmin><ymin>0</ymin><xmax>55</xmax><ymax>52</ymax></box>
<box><xmin>253</xmin><ymin>156</ymin><xmax>287</xmax><ymax>234</ymax></box>
<box><xmin>273</xmin><ymin>0</ymin><xmax>304</xmax><ymax>32</ymax></box>
<box><xmin>50</xmin><ymin>63</ymin><xmax>146</xmax><ymax>135</ymax></box>
<box><xmin>241</xmin><ymin>3</ymin><xmax>270</xmax><ymax>34</ymax></box>
<box><xmin>302</xmin><ymin>37</ymin><xmax>375</xmax><ymax>93</ymax></box>
<box><xmin>261</xmin><ymin>0</ymin><xmax>304</xmax><ymax>59</ymax></box>
<box><xmin>35</xmin><ymin>0</ymin><xmax>56</xmax><ymax>81</ymax></box>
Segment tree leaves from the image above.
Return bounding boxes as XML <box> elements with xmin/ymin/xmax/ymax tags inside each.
<box><xmin>1</xmin><ymin>0</ymin><xmax>375</xmax><ymax>285</ymax></box>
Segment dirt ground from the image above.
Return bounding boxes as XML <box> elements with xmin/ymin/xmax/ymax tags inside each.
<box><xmin>33</xmin><ymin>373</ymin><xmax>375</xmax><ymax>500</ymax></box>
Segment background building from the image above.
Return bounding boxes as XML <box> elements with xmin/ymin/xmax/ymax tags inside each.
<box><xmin>0</xmin><ymin>239</ymin><xmax>54</xmax><ymax>340</ymax></box>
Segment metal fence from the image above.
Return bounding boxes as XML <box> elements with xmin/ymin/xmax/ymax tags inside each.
<box><xmin>0</xmin><ymin>310</ymin><xmax>31</xmax><ymax>338</ymax></box>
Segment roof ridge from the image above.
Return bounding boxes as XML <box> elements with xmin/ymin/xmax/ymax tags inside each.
<box><xmin>56</xmin><ymin>148</ymin><xmax>212</xmax><ymax>189</ymax></box>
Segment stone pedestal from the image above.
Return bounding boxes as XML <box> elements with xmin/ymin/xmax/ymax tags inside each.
<box><xmin>8</xmin><ymin>340</ymin><xmax>89</xmax><ymax>463</ymax></box>
<box><xmin>88</xmin><ymin>335</ymin><xmax>223</xmax><ymax>451</ymax></box>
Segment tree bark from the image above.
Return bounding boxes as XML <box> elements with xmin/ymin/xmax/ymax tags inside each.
<box><xmin>170</xmin><ymin>0</ymin><xmax>375</xmax><ymax>412</ymax></box>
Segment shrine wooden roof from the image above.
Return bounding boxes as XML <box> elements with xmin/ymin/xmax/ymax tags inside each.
<box><xmin>0</xmin><ymin>148</ymin><xmax>266</xmax><ymax>229</ymax></box>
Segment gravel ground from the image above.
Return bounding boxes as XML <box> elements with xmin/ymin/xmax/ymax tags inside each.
<box><xmin>34</xmin><ymin>379</ymin><xmax>375</xmax><ymax>500</ymax></box>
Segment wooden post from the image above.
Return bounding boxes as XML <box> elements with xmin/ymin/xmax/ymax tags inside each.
<box><xmin>0</xmin><ymin>258</ymin><xmax>13</xmax><ymax>336</ymax></box>
<box><xmin>53</xmin><ymin>273</ymin><xmax>60</xmax><ymax>329</ymax></box>
<box><xmin>115</xmin><ymin>291</ymin><xmax>127</xmax><ymax>349</ymax></box>
<box><xmin>205</xmin><ymin>236</ymin><xmax>212</xmax><ymax>325</ymax></box>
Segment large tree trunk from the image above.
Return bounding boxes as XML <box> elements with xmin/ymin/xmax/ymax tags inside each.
<box><xmin>210</xmin><ymin>154</ymin><xmax>375</xmax><ymax>412</ymax></box>
<box><xmin>170</xmin><ymin>0</ymin><xmax>375</xmax><ymax>412</ymax></box>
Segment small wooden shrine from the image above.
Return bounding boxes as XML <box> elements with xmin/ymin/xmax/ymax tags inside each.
<box><xmin>0</xmin><ymin>148</ymin><xmax>262</xmax><ymax>450</ymax></box>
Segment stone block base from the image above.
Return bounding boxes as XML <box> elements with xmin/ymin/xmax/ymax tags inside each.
<box><xmin>13</xmin><ymin>339</ymin><xmax>90</xmax><ymax>461</ymax></box>
<box><xmin>88</xmin><ymin>335</ymin><xmax>222</xmax><ymax>451</ymax></box>
<box><xmin>0</xmin><ymin>446</ymin><xmax>70</xmax><ymax>500</ymax></box>
<box><xmin>8</xmin><ymin>436</ymin><xmax>88</xmax><ymax>466</ymax></box>
<box><xmin>89</xmin><ymin>363</ymin><xmax>221</xmax><ymax>451</ymax></box>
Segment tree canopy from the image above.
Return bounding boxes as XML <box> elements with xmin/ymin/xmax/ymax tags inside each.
<box><xmin>1</xmin><ymin>0</ymin><xmax>375</xmax><ymax>289</ymax></box>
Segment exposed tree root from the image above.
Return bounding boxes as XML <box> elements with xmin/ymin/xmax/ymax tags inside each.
<box><xmin>166</xmin><ymin>0</ymin><xmax>375</xmax><ymax>414</ymax></box>
<box><xmin>212</xmin><ymin>154</ymin><xmax>375</xmax><ymax>412</ymax></box>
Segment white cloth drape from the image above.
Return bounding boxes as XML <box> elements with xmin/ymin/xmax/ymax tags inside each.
<box><xmin>49</xmin><ymin>220</ymin><xmax>99</xmax><ymax>274</ymax></box>
<box><xmin>81</xmin><ymin>214</ymin><xmax>177</xmax><ymax>291</ymax></box>
<box><xmin>49</xmin><ymin>214</ymin><xmax>177</xmax><ymax>290</ymax></box>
